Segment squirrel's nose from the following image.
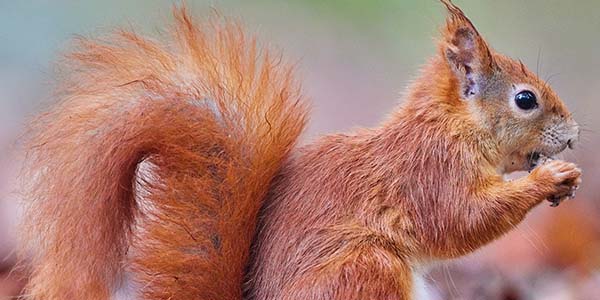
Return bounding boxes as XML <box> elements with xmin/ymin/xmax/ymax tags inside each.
<box><xmin>567</xmin><ymin>124</ymin><xmax>580</xmax><ymax>149</ymax></box>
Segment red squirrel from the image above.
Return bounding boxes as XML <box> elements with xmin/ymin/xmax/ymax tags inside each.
<box><xmin>19</xmin><ymin>1</ymin><xmax>582</xmax><ymax>299</ymax></box>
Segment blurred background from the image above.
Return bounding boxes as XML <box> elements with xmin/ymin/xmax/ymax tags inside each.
<box><xmin>1</xmin><ymin>0</ymin><xmax>598</xmax><ymax>299</ymax></box>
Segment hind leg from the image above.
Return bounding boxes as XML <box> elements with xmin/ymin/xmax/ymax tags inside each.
<box><xmin>281</xmin><ymin>246</ymin><xmax>414</xmax><ymax>300</ymax></box>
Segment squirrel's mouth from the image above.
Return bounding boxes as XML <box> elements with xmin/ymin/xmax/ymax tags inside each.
<box><xmin>527</xmin><ymin>152</ymin><xmax>547</xmax><ymax>172</ymax></box>
<box><xmin>505</xmin><ymin>145</ymin><xmax>569</xmax><ymax>174</ymax></box>
<box><xmin>526</xmin><ymin>148</ymin><xmax>566</xmax><ymax>172</ymax></box>
<box><xmin>525</xmin><ymin>139</ymin><xmax>573</xmax><ymax>172</ymax></box>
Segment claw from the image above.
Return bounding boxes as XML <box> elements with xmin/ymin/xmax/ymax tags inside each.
<box><xmin>548</xmin><ymin>195</ymin><xmax>562</xmax><ymax>207</ymax></box>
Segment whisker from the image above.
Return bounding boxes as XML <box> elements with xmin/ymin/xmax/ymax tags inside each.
<box><xmin>544</xmin><ymin>72</ymin><xmax>561</xmax><ymax>87</ymax></box>
<box><xmin>536</xmin><ymin>46</ymin><xmax>542</xmax><ymax>79</ymax></box>
<box><xmin>579</xmin><ymin>128</ymin><xmax>598</xmax><ymax>134</ymax></box>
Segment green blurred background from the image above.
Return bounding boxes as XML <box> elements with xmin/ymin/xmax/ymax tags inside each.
<box><xmin>1</xmin><ymin>1</ymin><xmax>598</xmax><ymax>299</ymax></box>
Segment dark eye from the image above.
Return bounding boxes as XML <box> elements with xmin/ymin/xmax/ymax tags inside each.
<box><xmin>515</xmin><ymin>90</ymin><xmax>538</xmax><ymax>110</ymax></box>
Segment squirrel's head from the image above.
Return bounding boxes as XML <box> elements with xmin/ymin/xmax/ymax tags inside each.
<box><xmin>437</xmin><ymin>0</ymin><xmax>579</xmax><ymax>172</ymax></box>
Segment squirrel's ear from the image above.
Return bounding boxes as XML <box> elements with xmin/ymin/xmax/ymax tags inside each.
<box><xmin>439</xmin><ymin>0</ymin><xmax>496</xmax><ymax>99</ymax></box>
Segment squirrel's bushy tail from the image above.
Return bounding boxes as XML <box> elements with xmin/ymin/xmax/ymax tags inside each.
<box><xmin>19</xmin><ymin>7</ymin><xmax>307</xmax><ymax>300</ymax></box>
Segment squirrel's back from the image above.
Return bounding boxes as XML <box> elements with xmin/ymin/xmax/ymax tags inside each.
<box><xmin>19</xmin><ymin>7</ymin><xmax>307</xmax><ymax>300</ymax></box>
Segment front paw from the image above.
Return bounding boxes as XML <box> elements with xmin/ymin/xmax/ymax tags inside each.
<box><xmin>530</xmin><ymin>160</ymin><xmax>582</xmax><ymax>207</ymax></box>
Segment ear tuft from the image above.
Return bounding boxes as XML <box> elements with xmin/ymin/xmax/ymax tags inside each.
<box><xmin>439</xmin><ymin>0</ymin><xmax>496</xmax><ymax>99</ymax></box>
<box><xmin>440</xmin><ymin>0</ymin><xmax>476</xmax><ymax>30</ymax></box>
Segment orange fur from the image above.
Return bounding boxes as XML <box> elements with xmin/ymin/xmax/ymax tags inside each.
<box><xmin>19</xmin><ymin>7</ymin><xmax>306</xmax><ymax>300</ymax></box>
<box><xmin>246</xmin><ymin>1</ymin><xmax>581</xmax><ymax>299</ymax></box>
<box><xmin>19</xmin><ymin>1</ymin><xmax>582</xmax><ymax>300</ymax></box>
